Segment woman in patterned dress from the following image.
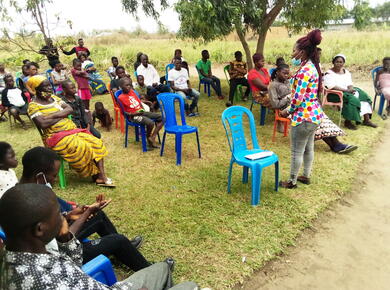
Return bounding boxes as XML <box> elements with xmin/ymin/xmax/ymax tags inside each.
<box><xmin>26</xmin><ymin>75</ymin><xmax>114</xmax><ymax>187</ymax></box>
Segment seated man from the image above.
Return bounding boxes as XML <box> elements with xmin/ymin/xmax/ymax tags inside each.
<box><xmin>0</xmin><ymin>184</ymin><xmax>198</xmax><ymax>289</ymax></box>
<box><xmin>118</xmin><ymin>77</ymin><xmax>163</xmax><ymax>148</ymax></box>
<box><xmin>19</xmin><ymin>146</ymin><xmax>150</xmax><ymax>271</ymax></box>
<box><xmin>110</xmin><ymin>65</ymin><xmax>128</xmax><ymax>94</ymax></box>
<box><xmin>227</xmin><ymin>51</ymin><xmax>250</xmax><ymax>105</ymax></box>
<box><xmin>168</xmin><ymin>57</ymin><xmax>200</xmax><ymax>117</ymax></box>
<box><xmin>196</xmin><ymin>50</ymin><xmax>225</xmax><ymax>99</ymax></box>
<box><xmin>1</xmin><ymin>75</ymin><xmax>28</xmax><ymax>129</ymax></box>
<box><xmin>136</xmin><ymin>54</ymin><xmax>170</xmax><ymax>103</ymax></box>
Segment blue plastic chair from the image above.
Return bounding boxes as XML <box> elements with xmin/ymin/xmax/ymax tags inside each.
<box><xmin>0</xmin><ymin>228</ymin><xmax>5</xmax><ymax>240</ymax></box>
<box><xmin>371</xmin><ymin>66</ymin><xmax>387</xmax><ymax>115</ymax></box>
<box><xmin>195</xmin><ymin>67</ymin><xmax>211</xmax><ymax>97</ymax></box>
<box><xmin>221</xmin><ymin>106</ymin><xmax>279</xmax><ymax>206</ymax></box>
<box><xmin>165</xmin><ymin>63</ymin><xmax>175</xmax><ymax>87</ymax></box>
<box><xmin>114</xmin><ymin>90</ymin><xmax>148</xmax><ymax>152</ymax></box>
<box><xmin>157</xmin><ymin>93</ymin><xmax>201</xmax><ymax>165</ymax></box>
<box><xmin>82</xmin><ymin>254</ymin><xmax>117</xmax><ymax>286</ymax></box>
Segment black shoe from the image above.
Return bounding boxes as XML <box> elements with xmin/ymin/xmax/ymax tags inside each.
<box><xmin>226</xmin><ymin>102</ymin><xmax>232</xmax><ymax>107</ymax></box>
<box><xmin>337</xmin><ymin>145</ymin><xmax>358</xmax><ymax>154</ymax></box>
<box><xmin>130</xmin><ymin>235</ymin><xmax>143</xmax><ymax>249</ymax></box>
<box><xmin>297</xmin><ymin>176</ymin><xmax>310</xmax><ymax>185</ymax></box>
<box><xmin>279</xmin><ymin>180</ymin><xmax>297</xmax><ymax>189</ymax></box>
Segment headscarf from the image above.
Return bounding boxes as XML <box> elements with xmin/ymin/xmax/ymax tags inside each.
<box><xmin>332</xmin><ymin>54</ymin><xmax>346</xmax><ymax>63</ymax></box>
<box><xmin>26</xmin><ymin>75</ymin><xmax>46</xmax><ymax>95</ymax></box>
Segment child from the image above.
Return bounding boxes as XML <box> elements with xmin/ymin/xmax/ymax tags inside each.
<box><xmin>133</xmin><ymin>75</ymin><xmax>148</xmax><ymax>99</ymax></box>
<box><xmin>61</xmin><ymin>80</ymin><xmax>101</xmax><ymax>138</ymax></box>
<box><xmin>196</xmin><ymin>49</ymin><xmax>224</xmax><ymax>99</ymax></box>
<box><xmin>227</xmin><ymin>51</ymin><xmax>250</xmax><ymax>105</ymax></box>
<box><xmin>0</xmin><ymin>142</ymin><xmax>18</xmax><ymax>198</ymax></box>
<box><xmin>118</xmin><ymin>77</ymin><xmax>162</xmax><ymax>148</ymax></box>
<box><xmin>107</xmin><ymin>56</ymin><xmax>119</xmax><ymax>79</ymax></box>
<box><xmin>79</xmin><ymin>53</ymin><xmax>108</xmax><ymax>95</ymax></box>
<box><xmin>269</xmin><ymin>57</ymin><xmax>286</xmax><ymax>77</ymax></box>
<box><xmin>168</xmin><ymin>57</ymin><xmax>200</xmax><ymax>117</ymax></box>
<box><xmin>92</xmin><ymin>102</ymin><xmax>113</xmax><ymax>132</ymax></box>
<box><xmin>50</xmin><ymin>61</ymin><xmax>70</xmax><ymax>96</ymax></box>
<box><xmin>376</xmin><ymin>57</ymin><xmax>390</xmax><ymax>115</ymax></box>
<box><xmin>1</xmin><ymin>75</ymin><xmax>28</xmax><ymax>129</ymax></box>
<box><xmin>71</xmin><ymin>58</ymin><xmax>92</xmax><ymax>110</ymax></box>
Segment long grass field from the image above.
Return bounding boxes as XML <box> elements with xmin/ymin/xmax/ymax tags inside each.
<box><xmin>0</xmin><ymin>28</ymin><xmax>388</xmax><ymax>288</ymax></box>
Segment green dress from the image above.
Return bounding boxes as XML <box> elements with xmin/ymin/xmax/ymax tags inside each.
<box><xmin>328</xmin><ymin>87</ymin><xmax>372</xmax><ymax>122</ymax></box>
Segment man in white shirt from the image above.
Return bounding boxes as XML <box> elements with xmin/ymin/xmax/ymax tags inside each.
<box><xmin>1</xmin><ymin>75</ymin><xmax>28</xmax><ymax>129</ymax></box>
<box><xmin>168</xmin><ymin>58</ymin><xmax>200</xmax><ymax>117</ymax></box>
<box><xmin>136</xmin><ymin>54</ymin><xmax>170</xmax><ymax>105</ymax></box>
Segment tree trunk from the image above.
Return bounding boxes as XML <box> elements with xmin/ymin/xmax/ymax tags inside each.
<box><xmin>256</xmin><ymin>28</ymin><xmax>268</xmax><ymax>55</ymax></box>
<box><xmin>235</xmin><ymin>25</ymin><xmax>253</xmax><ymax>69</ymax></box>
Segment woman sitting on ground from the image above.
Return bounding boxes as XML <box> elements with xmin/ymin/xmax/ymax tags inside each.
<box><xmin>247</xmin><ymin>53</ymin><xmax>271</xmax><ymax>107</ymax></box>
<box><xmin>26</xmin><ymin>75</ymin><xmax>114</xmax><ymax>187</ymax></box>
<box><xmin>323</xmin><ymin>54</ymin><xmax>377</xmax><ymax>130</ymax></box>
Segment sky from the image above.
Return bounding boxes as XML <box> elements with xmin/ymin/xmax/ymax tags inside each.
<box><xmin>7</xmin><ymin>0</ymin><xmax>389</xmax><ymax>36</ymax></box>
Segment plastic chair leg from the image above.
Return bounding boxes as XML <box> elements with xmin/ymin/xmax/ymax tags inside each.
<box><xmin>275</xmin><ymin>161</ymin><xmax>279</xmax><ymax>192</ymax></box>
<box><xmin>124</xmin><ymin>124</ymin><xmax>129</xmax><ymax>148</ymax></box>
<box><xmin>251</xmin><ymin>166</ymin><xmax>261</xmax><ymax>206</ymax></box>
<box><xmin>373</xmin><ymin>93</ymin><xmax>378</xmax><ymax>110</ymax></box>
<box><xmin>160</xmin><ymin>131</ymin><xmax>166</xmax><ymax>157</ymax></box>
<box><xmin>196</xmin><ymin>131</ymin><xmax>201</xmax><ymax>158</ymax></box>
<box><xmin>140</xmin><ymin>126</ymin><xmax>147</xmax><ymax>152</ymax></box>
<box><xmin>207</xmin><ymin>83</ymin><xmax>211</xmax><ymax>97</ymax></box>
<box><xmin>250</xmin><ymin>101</ymin><xmax>254</xmax><ymax>111</ymax></box>
<box><xmin>227</xmin><ymin>159</ymin><xmax>234</xmax><ymax>193</ymax></box>
<box><xmin>260</xmin><ymin>105</ymin><xmax>267</xmax><ymax>126</ymax></box>
<box><xmin>272</xmin><ymin>119</ymin><xmax>277</xmax><ymax>142</ymax></box>
<box><xmin>120</xmin><ymin>114</ymin><xmax>125</xmax><ymax>134</ymax></box>
<box><xmin>134</xmin><ymin>126</ymin><xmax>140</xmax><ymax>142</ymax></box>
<box><xmin>58</xmin><ymin>159</ymin><xmax>66</xmax><ymax>189</ymax></box>
<box><xmin>114</xmin><ymin>110</ymin><xmax>119</xmax><ymax>129</ymax></box>
<box><xmin>283</xmin><ymin>120</ymin><xmax>289</xmax><ymax>137</ymax></box>
<box><xmin>242</xmin><ymin>166</ymin><xmax>249</xmax><ymax>184</ymax></box>
<box><xmin>175</xmin><ymin>133</ymin><xmax>182</xmax><ymax>165</ymax></box>
<box><xmin>378</xmin><ymin>94</ymin><xmax>385</xmax><ymax>116</ymax></box>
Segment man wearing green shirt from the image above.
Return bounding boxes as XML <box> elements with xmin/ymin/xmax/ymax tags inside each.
<box><xmin>196</xmin><ymin>50</ymin><xmax>224</xmax><ymax>99</ymax></box>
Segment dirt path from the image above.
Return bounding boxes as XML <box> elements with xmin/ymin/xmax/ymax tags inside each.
<box><xmin>237</xmin><ymin>125</ymin><xmax>390</xmax><ymax>290</ymax></box>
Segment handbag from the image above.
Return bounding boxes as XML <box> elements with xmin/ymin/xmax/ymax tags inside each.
<box><xmin>253</xmin><ymin>91</ymin><xmax>271</xmax><ymax>108</ymax></box>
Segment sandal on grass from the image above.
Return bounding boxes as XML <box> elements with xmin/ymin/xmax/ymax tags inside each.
<box><xmin>96</xmin><ymin>177</ymin><xmax>116</xmax><ymax>188</ymax></box>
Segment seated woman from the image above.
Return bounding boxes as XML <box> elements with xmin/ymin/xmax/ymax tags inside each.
<box><xmin>26</xmin><ymin>75</ymin><xmax>114</xmax><ymax>187</ymax></box>
<box><xmin>79</xmin><ymin>53</ymin><xmax>108</xmax><ymax>95</ymax></box>
<box><xmin>375</xmin><ymin>57</ymin><xmax>390</xmax><ymax>116</ymax></box>
<box><xmin>324</xmin><ymin>54</ymin><xmax>377</xmax><ymax>130</ymax></box>
<box><xmin>248</xmin><ymin>53</ymin><xmax>271</xmax><ymax>107</ymax></box>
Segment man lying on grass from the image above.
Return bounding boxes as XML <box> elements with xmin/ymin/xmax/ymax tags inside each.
<box><xmin>0</xmin><ymin>184</ymin><xmax>199</xmax><ymax>289</ymax></box>
<box><xmin>118</xmin><ymin>77</ymin><xmax>163</xmax><ymax>149</ymax></box>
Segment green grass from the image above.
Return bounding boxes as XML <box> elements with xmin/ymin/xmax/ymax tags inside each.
<box><xmin>1</xmin><ymin>76</ymin><xmax>385</xmax><ymax>288</ymax></box>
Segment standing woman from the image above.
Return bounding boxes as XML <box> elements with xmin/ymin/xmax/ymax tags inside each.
<box><xmin>280</xmin><ymin>29</ymin><xmax>324</xmax><ymax>188</ymax></box>
<box><xmin>247</xmin><ymin>53</ymin><xmax>271</xmax><ymax>107</ymax></box>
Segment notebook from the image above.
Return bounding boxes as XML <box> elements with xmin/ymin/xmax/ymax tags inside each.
<box><xmin>245</xmin><ymin>151</ymin><xmax>274</xmax><ymax>160</ymax></box>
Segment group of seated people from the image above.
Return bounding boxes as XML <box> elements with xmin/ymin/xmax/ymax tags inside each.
<box><xmin>0</xmin><ymin>143</ymin><xmax>199</xmax><ymax>289</ymax></box>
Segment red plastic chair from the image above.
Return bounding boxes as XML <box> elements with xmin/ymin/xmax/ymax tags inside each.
<box><xmin>322</xmin><ymin>88</ymin><xmax>343</xmax><ymax>125</ymax></box>
<box><xmin>272</xmin><ymin>109</ymin><xmax>290</xmax><ymax>142</ymax></box>
<box><xmin>107</xmin><ymin>82</ymin><xmax>124</xmax><ymax>134</ymax></box>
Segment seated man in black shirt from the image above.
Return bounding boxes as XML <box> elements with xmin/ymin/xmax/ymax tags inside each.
<box><xmin>39</xmin><ymin>38</ymin><xmax>60</xmax><ymax>68</ymax></box>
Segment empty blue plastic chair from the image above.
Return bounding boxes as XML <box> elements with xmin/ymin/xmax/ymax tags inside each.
<box><xmin>221</xmin><ymin>106</ymin><xmax>279</xmax><ymax>206</ymax></box>
<box><xmin>371</xmin><ymin>66</ymin><xmax>387</xmax><ymax>115</ymax></box>
<box><xmin>114</xmin><ymin>90</ymin><xmax>148</xmax><ymax>152</ymax></box>
<box><xmin>157</xmin><ymin>93</ymin><xmax>201</xmax><ymax>165</ymax></box>
<box><xmin>82</xmin><ymin>255</ymin><xmax>117</xmax><ymax>286</ymax></box>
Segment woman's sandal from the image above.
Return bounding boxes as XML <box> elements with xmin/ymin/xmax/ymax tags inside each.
<box><xmin>96</xmin><ymin>177</ymin><xmax>116</xmax><ymax>188</ymax></box>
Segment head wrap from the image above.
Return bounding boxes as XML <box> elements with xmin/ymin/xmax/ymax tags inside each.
<box><xmin>333</xmin><ymin>54</ymin><xmax>346</xmax><ymax>63</ymax></box>
<box><xmin>26</xmin><ymin>75</ymin><xmax>46</xmax><ymax>95</ymax></box>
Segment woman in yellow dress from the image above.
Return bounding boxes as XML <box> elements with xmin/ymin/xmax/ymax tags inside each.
<box><xmin>27</xmin><ymin>75</ymin><xmax>114</xmax><ymax>187</ymax></box>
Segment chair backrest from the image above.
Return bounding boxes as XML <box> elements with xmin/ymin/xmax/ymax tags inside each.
<box><xmin>221</xmin><ymin>106</ymin><xmax>260</xmax><ymax>155</ymax></box>
<box><xmin>114</xmin><ymin>89</ymin><xmax>143</xmax><ymax>120</ymax></box>
<box><xmin>107</xmin><ymin>82</ymin><xmax>119</xmax><ymax>109</ymax></box>
<box><xmin>157</xmin><ymin>92</ymin><xmax>187</xmax><ymax>127</ymax></box>
<box><xmin>371</xmin><ymin>66</ymin><xmax>382</xmax><ymax>86</ymax></box>
<box><xmin>223</xmin><ymin>65</ymin><xmax>230</xmax><ymax>84</ymax></box>
<box><xmin>165</xmin><ymin>63</ymin><xmax>175</xmax><ymax>87</ymax></box>
<box><xmin>45</xmin><ymin>69</ymin><xmax>55</xmax><ymax>93</ymax></box>
<box><xmin>195</xmin><ymin>66</ymin><xmax>203</xmax><ymax>81</ymax></box>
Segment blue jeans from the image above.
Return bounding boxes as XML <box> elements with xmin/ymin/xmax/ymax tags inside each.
<box><xmin>202</xmin><ymin>76</ymin><xmax>222</xmax><ymax>97</ymax></box>
<box><xmin>289</xmin><ymin>122</ymin><xmax>319</xmax><ymax>184</ymax></box>
<box><xmin>175</xmin><ymin>89</ymin><xmax>200</xmax><ymax>112</ymax></box>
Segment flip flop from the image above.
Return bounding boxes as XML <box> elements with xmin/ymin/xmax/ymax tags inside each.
<box><xmin>96</xmin><ymin>177</ymin><xmax>116</xmax><ymax>187</ymax></box>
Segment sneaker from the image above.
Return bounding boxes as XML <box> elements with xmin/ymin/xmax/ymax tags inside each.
<box><xmin>279</xmin><ymin>180</ymin><xmax>297</xmax><ymax>189</ymax></box>
<box><xmin>226</xmin><ymin>102</ymin><xmax>232</xmax><ymax>107</ymax></box>
<box><xmin>188</xmin><ymin>113</ymin><xmax>197</xmax><ymax>117</ymax></box>
<box><xmin>337</xmin><ymin>145</ymin><xmax>358</xmax><ymax>154</ymax></box>
<box><xmin>297</xmin><ymin>176</ymin><xmax>310</xmax><ymax>185</ymax></box>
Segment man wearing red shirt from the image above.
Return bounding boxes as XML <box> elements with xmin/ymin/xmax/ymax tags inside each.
<box><xmin>118</xmin><ymin>78</ymin><xmax>162</xmax><ymax>148</ymax></box>
<box><xmin>61</xmin><ymin>38</ymin><xmax>90</xmax><ymax>58</ymax></box>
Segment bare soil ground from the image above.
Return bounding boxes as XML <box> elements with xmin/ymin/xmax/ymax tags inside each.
<box><xmin>235</xmin><ymin>124</ymin><xmax>390</xmax><ymax>290</ymax></box>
